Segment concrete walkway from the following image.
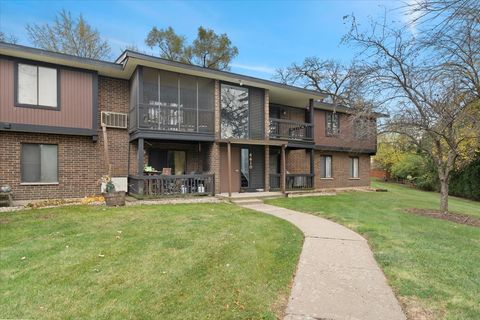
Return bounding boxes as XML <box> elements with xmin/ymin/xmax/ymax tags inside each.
<box><xmin>241</xmin><ymin>203</ymin><xmax>405</xmax><ymax>320</ymax></box>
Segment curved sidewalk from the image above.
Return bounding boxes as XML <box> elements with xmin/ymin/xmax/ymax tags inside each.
<box><xmin>241</xmin><ymin>203</ymin><xmax>405</xmax><ymax>320</ymax></box>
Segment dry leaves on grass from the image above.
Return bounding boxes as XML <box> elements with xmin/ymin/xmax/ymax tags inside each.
<box><xmin>405</xmin><ymin>208</ymin><xmax>480</xmax><ymax>227</ymax></box>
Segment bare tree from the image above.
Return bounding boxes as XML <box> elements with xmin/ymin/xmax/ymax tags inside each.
<box><xmin>0</xmin><ymin>31</ymin><xmax>18</xmax><ymax>44</ymax></box>
<box><xmin>343</xmin><ymin>14</ymin><xmax>480</xmax><ymax>213</ymax></box>
<box><xmin>26</xmin><ymin>9</ymin><xmax>111</xmax><ymax>60</ymax></box>
<box><xmin>275</xmin><ymin>57</ymin><xmax>382</xmax><ymax>142</ymax></box>
<box><xmin>406</xmin><ymin>0</ymin><xmax>480</xmax><ymax>32</ymax></box>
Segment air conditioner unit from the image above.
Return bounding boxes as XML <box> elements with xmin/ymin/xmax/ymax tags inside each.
<box><xmin>101</xmin><ymin>111</ymin><xmax>128</xmax><ymax>129</ymax></box>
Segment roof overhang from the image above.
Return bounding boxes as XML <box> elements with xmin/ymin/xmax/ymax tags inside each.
<box><xmin>0</xmin><ymin>42</ymin><xmax>124</xmax><ymax>77</ymax></box>
<box><xmin>0</xmin><ymin>42</ymin><xmax>327</xmax><ymax>108</ymax></box>
<box><xmin>314</xmin><ymin>101</ymin><xmax>389</xmax><ymax>118</ymax></box>
<box><xmin>119</xmin><ymin>51</ymin><xmax>326</xmax><ymax>108</ymax></box>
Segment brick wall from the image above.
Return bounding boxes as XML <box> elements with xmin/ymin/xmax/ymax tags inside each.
<box><xmin>286</xmin><ymin>149</ymin><xmax>310</xmax><ymax>174</ymax></box>
<box><xmin>314</xmin><ymin>151</ymin><xmax>371</xmax><ymax>189</ymax></box>
<box><xmin>0</xmin><ymin>76</ymin><xmax>130</xmax><ymax>200</ymax></box>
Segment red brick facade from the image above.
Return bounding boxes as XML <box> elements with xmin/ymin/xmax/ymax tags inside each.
<box><xmin>1</xmin><ymin>68</ymin><xmax>374</xmax><ymax>201</ymax></box>
<box><xmin>0</xmin><ymin>76</ymin><xmax>130</xmax><ymax>200</ymax></box>
<box><xmin>314</xmin><ymin>151</ymin><xmax>371</xmax><ymax>189</ymax></box>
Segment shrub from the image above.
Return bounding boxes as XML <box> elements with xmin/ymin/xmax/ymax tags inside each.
<box><xmin>449</xmin><ymin>158</ymin><xmax>480</xmax><ymax>201</ymax></box>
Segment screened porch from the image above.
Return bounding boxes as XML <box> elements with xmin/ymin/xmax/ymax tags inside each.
<box><xmin>128</xmin><ymin>140</ymin><xmax>214</xmax><ymax>196</ymax></box>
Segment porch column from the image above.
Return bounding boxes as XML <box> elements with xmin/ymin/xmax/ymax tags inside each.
<box><xmin>264</xmin><ymin>146</ymin><xmax>270</xmax><ymax>191</ymax></box>
<box><xmin>137</xmin><ymin>138</ymin><xmax>144</xmax><ymax>195</ymax></box>
<box><xmin>310</xmin><ymin>148</ymin><xmax>315</xmax><ymax>189</ymax></box>
<box><xmin>227</xmin><ymin>141</ymin><xmax>232</xmax><ymax>197</ymax></box>
<box><xmin>309</xmin><ymin>98</ymin><xmax>315</xmax><ymax>140</ymax></box>
<box><xmin>280</xmin><ymin>144</ymin><xmax>286</xmax><ymax>193</ymax></box>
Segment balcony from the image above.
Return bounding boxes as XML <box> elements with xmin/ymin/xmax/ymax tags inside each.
<box><xmin>269</xmin><ymin>118</ymin><xmax>313</xmax><ymax>142</ymax></box>
<box><xmin>132</xmin><ymin>103</ymin><xmax>214</xmax><ymax>134</ymax></box>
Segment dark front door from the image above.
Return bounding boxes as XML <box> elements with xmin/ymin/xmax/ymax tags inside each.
<box><xmin>240</xmin><ymin>146</ymin><xmax>264</xmax><ymax>192</ymax></box>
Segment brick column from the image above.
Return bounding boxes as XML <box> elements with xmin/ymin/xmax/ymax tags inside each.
<box><xmin>264</xmin><ymin>90</ymin><xmax>270</xmax><ymax>191</ymax></box>
<box><xmin>213</xmin><ymin>80</ymin><xmax>221</xmax><ymax>194</ymax></box>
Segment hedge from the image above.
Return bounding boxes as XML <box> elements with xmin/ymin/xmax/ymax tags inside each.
<box><xmin>449</xmin><ymin>158</ymin><xmax>480</xmax><ymax>201</ymax></box>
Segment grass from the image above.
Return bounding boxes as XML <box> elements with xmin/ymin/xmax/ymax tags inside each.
<box><xmin>0</xmin><ymin>203</ymin><xmax>303</xmax><ymax>319</ymax></box>
<box><xmin>266</xmin><ymin>181</ymin><xmax>480</xmax><ymax>320</ymax></box>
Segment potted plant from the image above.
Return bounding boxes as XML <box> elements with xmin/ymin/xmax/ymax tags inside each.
<box><xmin>100</xmin><ymin>175</ymin><xmax>126</xmax><ymax>206</ymax></box>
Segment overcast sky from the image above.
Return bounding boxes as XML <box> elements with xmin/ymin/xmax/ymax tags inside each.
<box><xmin>0</xmin><ymin>0</ymin><xmax>408</xmax><ymax>79</ymax></box>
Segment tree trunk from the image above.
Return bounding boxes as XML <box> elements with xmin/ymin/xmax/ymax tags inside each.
<box><xmin>439</xmin><ymin>178</ymin><xmax>449</xmax><ymax>214</ymax></box>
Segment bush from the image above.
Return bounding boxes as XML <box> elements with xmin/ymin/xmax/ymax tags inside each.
<box><xmin>391</xmin><ymin>154</ymin><xmax>427</xmax><ymax>180</ymax></box>
<box><xmin>449</xmin><ymin>158</ymin><xmax>480</xmax><ymax>201</ymax></box>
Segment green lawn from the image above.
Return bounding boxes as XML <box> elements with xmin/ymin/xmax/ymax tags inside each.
<box><xmin>267</xmin><ymin>181</ymin><xmax>480</xmax><ymax>320</ymax></box>
<box><xmin>0</xmin><ymin>203</ymin><xmax>303</xmax><ymax>319</ymax></box>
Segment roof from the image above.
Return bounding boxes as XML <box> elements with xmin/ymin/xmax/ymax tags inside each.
<box><xmin>314</xmin><ymin>101</ymin><xmax>389</xmax><ymax>118</ymax></box>
<box><xmin>0</xmin><ymin>42</ymin><xmax>326</xmax><ymax>108</ymax></box>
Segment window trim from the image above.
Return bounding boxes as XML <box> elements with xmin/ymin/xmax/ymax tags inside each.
<box><xmin>325</xmin><ymin>111</ymin><xmax>340</xmax><ymax>137</ymax></box>
<box><xmin>14</xmin><ymin>62</ymin><xmax>61</xmax><ymax>110</ymax></box>
<box><xmin>320</xmin><ymin>155</ymin><xmax>333</xmax><ymax>179</ymax></box>
<box><xmin>20</xmin><ymin>143</ymin><xmax>59</xmax><ymax>184</ymax></box>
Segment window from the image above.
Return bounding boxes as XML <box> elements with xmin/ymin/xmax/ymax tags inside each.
<box><xmin>221</xmin><ymin>84</ymin><xmax>249</xmax><ymax>139</ymax></box>
<box><xmin>354</xmin><ymin>118</ymin><xmax>371</xmax><ymax>140</ymax></box>
<box><xmin>21</xmin><ymin>144</ymin><xmax>58</xmax><ymax>183</ymax></box>
<box><xmin>326</xmin><ymin>112</ymin><xmax>340</xmax><ymax>136</ymax></box>
<box><xmin>148</xmin><ymin>149</ymin><xmax>186</xmax><ymax>175</ymax></box>
<box><xmin>17</xmin><ymin>63</ymin><xmax>58</xmax><ymax>108</ymax></box>
<box><xmin>320</xmin><ymin>155</ymin><xmax>332</xmax><ymax>178</ymax></box>
<box><xmin>350</xmin><ymin>157</ymin><xmax>359</xmax><ymax>178</ymax></box>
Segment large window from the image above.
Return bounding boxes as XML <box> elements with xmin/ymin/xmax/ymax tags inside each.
<box><xmin>320</xmin><ymin>155</ymin><xmax>332</xmax><ymax>178</ymax></box>
<box><xmin>140</xmin><ymin>68</ymin><xmax>215</xmax><ymax>132</ymax></box>
<box><xmin>350</xmin><ymin>157</ymin><xmax>359</xmax><ymax>178</ymax></box>
<box><xmin>17</xmin><ymin>63</ymin><xmax>58</xmax><ymax>108</ymax></box>
<box><xmin>221</xmin><ymin>84</ymin><xmax>249</xmax><ymax>139</ymax></box>
<box><xmin>148</xmin><ymin>149</ymin><xmax>186</xmax><ymax>175</ymax></box>
<box><xmin>21</xmin><ymin>144</ymin><xmax>58</xmax><ymax>183</ymax></box>
<box><xmin>326</xmin><ymin>112</ymin><xmax>340</xmax><ymax>136</ymax></box>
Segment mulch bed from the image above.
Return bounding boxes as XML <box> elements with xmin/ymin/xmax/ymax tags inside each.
<box><xmin>405</xmin><ymin>208</ymin><xmax>480</xmax><ymax>227</ymax></box>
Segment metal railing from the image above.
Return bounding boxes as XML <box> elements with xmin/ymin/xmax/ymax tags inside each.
<box><xmin>269</xmin><ymin>173</ymin><xmax>314</xmax><ymax>191</ymax></box>
<box><xmin>270</xmin><ymin>173</ymin><xmax>281</xmax><ymax>191</ymax></box>
<box><xmin>133</xmin><ymin>103</ymin><xmax>214</xmax><ymax>133</ymax></box>
<box><xmin>269</xmin><ymin>118</ymin><xmax>313</xmax><ymax>142</ymax></box>
<box><xmin>286</xmin><ymin>174</ymin><xmax>314</xmax><ymax>190</ymax></box>
<box><xmin>129</xmin><ymin>174</ymin><xmax>215</xmax><ymax>196</ymax></box>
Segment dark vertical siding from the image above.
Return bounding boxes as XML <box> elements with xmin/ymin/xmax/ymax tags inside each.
<box><xmin>0</xmin><ymin>59</ymin><xmax>93</xmax><ymax>129</ymax></box>
<box><xmin>249</xmin><ymin>145</ymin><xmax>265</xmax><ymax>189</ymax></box>
<box><xmin>249</xmin><ymin>87</ymin><xmax>264</xmax><ymax>140</ymax></box>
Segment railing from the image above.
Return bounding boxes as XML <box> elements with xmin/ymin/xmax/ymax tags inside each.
<box><xmin>268</xmin><ymin>173</ymin><xmax>314</xmax><ymax>191</ymax></box>
<box><xmin>134</xmin><ymin>103</ymin><xmax>214</xmax><ymax>133</ymax></box>
<box><xmin>286</xmin><ymin>174</ymin><xmax>314</xmax><ymax>190</ymax></box>
<box><xmin>270</xmin><ymin>173</ymin><xmax>281</xmax><ymax>191</ymax></box>
<box><xmin>129</xmin><ymin>174</ymin><xmax>215</xmax><ymax>196</ymax></box>
<box><xmin>269</xmin><ymin>118</ymin><xmax>313</xmax><ymax>142</ymax></box>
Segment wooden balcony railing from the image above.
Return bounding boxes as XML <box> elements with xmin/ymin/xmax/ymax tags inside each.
<box><xmin>269</xmin><ymin>118</ymin><xmax>313</xmax><ymax>142</ymax></box>
<box><xmin>129</xmin><ymin>174</ymin><xmax>215</xmax><ymax>196</ymax></box>
<box><xmin>131</xmin><ymin>103</ymin><xmax>214</xmax><ymax>134</ymax></box>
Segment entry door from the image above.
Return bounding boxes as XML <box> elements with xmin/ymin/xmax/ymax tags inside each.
<box><xmin>240</xmin><ymin>148</ymin><xmax>251</xmax><ymax>189</ymax></box>
<box><xmin>240</xmin><ymin>146</ymin><xmax>264</xmax><ymax>192</ymax></box>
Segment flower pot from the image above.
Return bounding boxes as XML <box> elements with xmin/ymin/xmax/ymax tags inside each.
<box><xmin>103</xmin><ymin>191</ymin><xmax>126</xmax><ymax>206</ymax></box>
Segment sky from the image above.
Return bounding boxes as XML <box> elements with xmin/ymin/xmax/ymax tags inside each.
<box><xmin>0</xmin><ymin>0</ymin><xmax>408</xmax><ymax>80</ymax></box>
